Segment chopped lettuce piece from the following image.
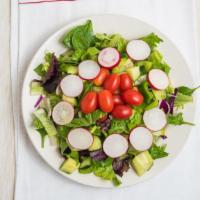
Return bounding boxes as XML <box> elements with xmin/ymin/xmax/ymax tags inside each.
<box><xmin>112</xmin><ymin>58</ymin><xmax>134</xmax><ymax>74</ymax></box>
<box><xmin>177</xmin><ymin>85</ymin><xmax>200</xmax><ymax>96</ymax></box>
<box><xmin>167</xmin><ymin>113</ymin><xmax>194</xmax><ymax>126</ymax></box>
<box><xmin>174</xmin><ymin>92</ymin><xmax>193</xmax><ymax>108</ymax></box>
<box><xmin>141</xmin><ymin>33</ymin><xmax>163</xmax><ymax>49</ymax></box>
<box><xmin>30</xmin><ymin>81</ymin><xmax>44</xmax><ymax>95</ymax></box>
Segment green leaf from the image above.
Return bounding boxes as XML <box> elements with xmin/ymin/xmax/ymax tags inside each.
<box><xmin>67</xmin><ymin>151</ymin><xmax>79</xmax><ymax>163</ymax></box>
<box><xmin>174</xmin><ymin>92</ymin><xmax>193</xmax><ymax>108</ymax></box>
<box><xmin>66</xmin><ymin>118</ymin><xmax>91</xmax><ymax>128</ymax></box>
<box><xmin>81</xmin><ymin>47</ymin><xmax>100</xmax><ymax>61</ymax></box>
<box><xmin>149</xmin><ymin>144</ymin><xmax>168</xmax><ymax>159</ymax></box>
<box><xmin>141</xmin><ymin>33</ymin><xmax>163</xmax><ymax>49</ymax></box>
<box><xmin>109</xmin><ymin>119</ymin><xmax>128</xmax><ymax>134</ymax></box>
<box><xmin>177</xmin><ymin>85</ymin><xmax>200</xmax><ymax>96</ymax></box>
<box><xmin>138</xmin><ymin>81</ymin><xmax>154</xmax><ymax>104</ymax></box>
<box><xmin>36</xmin><ymin>128</ymin><xmax>48</xmax><ymax>148</ymax></box>
<box><xmin>167</xmin><ymin>113</ymin><xmax>194</xmax><ymax>126</ymax></box>
<box><xmin>63</xmin><ymin>20</ymin><xmax>94</xmax><ymax>50</ymax></box>
<box><xmin>57</xmin><ymin>126</ymin><xmax>70</xmax><ymax>155</ymax></box>
<box><xmin>47</xmin><ymin>93</ymin><xmax>61</xmax><ymax>107</ymax></box>
<box><xmin>93</xmin><ymin>158</ymin><xmax>121</xmax><ymax>186</ymax></box>
<box><xmin>32</xmin><ymin>117</ymin><xmax>44</xmax><ymax>129</ymax></box>
<box><xmin>127</xmin><ymin>110</ymin><xmax>142</xmax><ymax>130</ymax></box>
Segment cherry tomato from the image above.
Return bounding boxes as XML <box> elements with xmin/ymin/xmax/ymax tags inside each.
<box><xmin>122</xmin><ymin>89</ymin><xmax>144</xmax><ymax>106</ymax></box>
<box><xmin>81</xmin><ymin>91</ymin><xmax>98</xmax><ymax>114</ymax></box>
<box><xmin>93</xmin><ymin>68</ymin><xmax>109</xmax><ymax>86</ymax></box>
<box><xmin>119</xmin><ymin>73</ymin><xmax>132</xmax><ymax>90</ymax></box>
<box><xmin>98</xmin><ymin>90</ymin><xmax>114</xmax><ymax>112</ymax></box>
<box><xmin>112</xmin><ymin>95</ymin><xmax>124</xmax><ymax>105</ymax></box>
<box><xmin>103</xmin><ymin>74</ymin><xmax>120</xmax><ymax>93</ymax></box>
<box><xmin>111</xmin><ymin>105</ymin><xmax>132</xmax><ymax>119</ymax></box>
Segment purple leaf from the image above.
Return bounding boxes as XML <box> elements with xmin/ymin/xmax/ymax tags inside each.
<box><xmin>112</xmin><ymin>158</ymin><xmax>129</xmax><ymax>177</ymax></box>
<box><xmin>90</xmin><ymin>149</ymin><xmax>107</xmax><ymax>161</ymax></box>
<box><xmin>42</xmin><ymin>54</ymin><xmax>60</xmax><ymax>93</ymax></box>
<box><xmin>159</xmin><ymin>100</ymin><xmax>170</xmax><ymax>114</ymax></box>
<box><xmin>169</xmin><ymin>88</ymin><xmax>178</xmax><ymax>114</ymax></box>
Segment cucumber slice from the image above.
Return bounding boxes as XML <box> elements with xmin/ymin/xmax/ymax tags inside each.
<box><xmin>62</xmin><ymin>95</ymin><xmax>78</xmax><ymax>106</ymax></box>
<box><xmin>33</xmin><ymin>108</ymin><xmax>57</xmax><ymax>137</ymax></box>
<box><xmin>30</xmin><ymin>81</ymin><xmax>44</xmax><ymax>95</ymax></box>
<box><xmin>67</xmin><ymin>66</ymin><xmax>78</xmax><ymax>75</ymax></box>
<box><xmin>131</xmin><ymin>151</ymin><xmax>153</xmax><ymax>176</ymax></box>
<box><xmin>60</xmin><ymin>157</ymin><xmax>79</xmax><ymax>174</ymax></box>
<box><xmin>112</xmin><ymin>58</ymin><xmax>134</xmax><ymax>74</ymax></box>
<box><xmin>89</xmin><ymin>136</ymin><xmax>102</xmax><ymax>151</ymax></box>
<box><xmin>126</xmin><ymin>67</ymin><xmax>141</xmax><ymax>81</ymax></box>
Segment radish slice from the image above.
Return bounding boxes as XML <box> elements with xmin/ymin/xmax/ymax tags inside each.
<box><xmin>143</xmin><ymin>108</ymin><xmax>167</xmax><ymax>131</ymax></box>
<box><xmin>126</xmin><ymin>40</ymin><xmax>150</xmax><ymax>60</ymax></box>
<box><xmin>52</xmin><ymin>101</ymin><xmax>74</xmax><ymax>125</ymax></box>
<box><xmin>129</xmin><ymin>127</ymin><xmax>153</xmax><ymax>151</ymax></box>
<box><xmin>148</xmin><ymin>69</ymin><xmax>169</xmax><ymax>90</ymax></box>
<box><xmin>67</xmin><ymin>128</ymin><xmax>93</xmax><ymax>150</ymax></box>
<box><xmin>78</xmin><ymin>60</ymin><xmax>100</xmax><ymax>80</ymax></box>
<box><xmin>103</xmin><ymin>134</ymin><xmax>128</xmax><ymax>158</ymax></box>
<box><xmin>60</xmin><ymin>75</ymin><xmax>83</xmax><ymax>97</ymax></box>
<box><xmin>98</xmin><ymin>47</ymin><xmax>121</xmax><ymax>68</ymax></box>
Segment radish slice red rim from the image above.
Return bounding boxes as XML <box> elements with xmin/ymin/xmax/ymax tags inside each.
<box><xmin>126</xmin><ymin>40</ymin><xmax>151</xmax><ymax>61</ymax></box>
<box><xmin>67</xmin><ymin>128</ymin><xmax>93</xmax><ymax>150</ymax></box>
<box><xmin>52</xmin><ymin>101</ymin><xmax>74</xmax><ymax>125</ymax></box>
<box><xmin>129</xmin><ymin>127</ymin><xmax>153</xmax><ymax>151</ymax></box>
<box><xmin>143</xmin><ymin>107</ymin><xmax>167</xmax><ymax>131</ymax></box>
<box><xmin>103</xmin><ymin>134</ymin><xmax>128</xmax><ymax>158</ymax></box>
<box><xmin>148</xmin><ymin>69</ymin><xmax>169</xmax><ymax>90</ymax></box>
<box><xmin>78</xmin><ymin>60</ymin><xmax>100</xmax><ymax>80</ymax></box>
<box><xmin>98</xmin><ymin>47</ymin><xmax>121</xmax><ymax>69</ymax></box>
<box><xmin>60</xmin><ymin>75</ymin><xmax>83</xmax><ymax>97</ymax></box>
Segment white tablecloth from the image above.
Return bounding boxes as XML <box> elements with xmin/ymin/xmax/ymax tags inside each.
<box><xmin>11</xmin><ymin>0</ymin><xmax>200</xmax><ymax>199</ymax></box>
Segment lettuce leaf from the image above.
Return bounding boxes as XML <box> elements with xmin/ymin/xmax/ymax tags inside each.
<box><xmin>149</xmin><ymin>144</ymin><xmax>168</xmax><ymax>159</ymax></box>
<box><xmin>63</xmin><ymin>20</ymin><xmax>94</xmax><ymax>50</ymax></box>
<box><xmin>167</xmin><ymin>113</ymin><xmax>194</xmax><ymax>126</ymax></box>
<box><xmin>141</xmin><ymin>33</ymin><xmax>163</xmax><ymax>49</ymax></box>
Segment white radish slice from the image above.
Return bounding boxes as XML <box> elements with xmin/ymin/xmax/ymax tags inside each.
<box><xmin>78</xmin><ymin>60</ymin><xmax>100</xmax><ymax>80</ymax></box>
<box><xmin>103</xmin><ymin>134</ymin><xmax>128</xmax><ymax>158</ymax></box>
<box><xmin>60</xmin><ymin>75</ymin><xmax>83</xmax><ymax>97</ymax></box>
<box><xmin>98</xmin><ymin>47</ymin><xmax>121</xmax><ymax>68</ymax></box>
<box><xmin>143</xmin><ymin>108</ymin><xmax>167</xmax><ymax>131</ymax></box>
<box><xmin>148</xmin><ymin>69</ymin><xmax>169</xmax><ymax>90</ymax></box>
<box><xmin>52</xmin><ymin>101</ymin><xmax>74</xmax><ymax>125</ymax></box>
<box><xmin>129</xmin><ymin>127</ymin><xmax>153</xmax><ymax>151</ymax></box>
<box><xmin>67</xmin><ymin>128</ymin><xmax>93</xmax><ymax>150</ymax></box>
<box><xmin>126</xmin><ymin>40</ymin><xmax>151</xmax><ymax>60</ymax></box>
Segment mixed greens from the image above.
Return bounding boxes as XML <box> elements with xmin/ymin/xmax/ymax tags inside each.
<box><xmin>30</xmin><ymin>20</ymin><xmax>198</xmax><ymax>186</ymax></box>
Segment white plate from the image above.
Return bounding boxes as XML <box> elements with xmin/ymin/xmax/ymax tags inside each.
<box><xmin>22</xmin><ymin>15</ymin><xmax>196</xmax><ymax>188</ymax></box>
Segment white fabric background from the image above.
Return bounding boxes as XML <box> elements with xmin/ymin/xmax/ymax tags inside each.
<box><xmin>11</xmin><ymin>0</ymin><xmax>200</xmax><ymax>199</ymax></box>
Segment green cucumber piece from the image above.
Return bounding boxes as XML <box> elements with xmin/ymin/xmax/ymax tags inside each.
<box><xmin>89</xmin><ymin>136</ymin><xmax>102</xmax><ymax>151</ymax></box>
<box><xmin>30</xmin><ymin>81</ymin><xmax>44</xmax><ymax>95</ymax></box>
<box><xmin>62</xmin><ymin>95</ymin><xmax>77</xmax><ymax>106</ymax></box>
<box><xmin>126</xmin><ymin>67</ymin><xmax>141</xmax><ymax>81</ymax></box>
<box><xmin>33</xmin><ymin>108</ymin><xmax>57</xmax><ymax>137</ymax></box>
<box><xmin>79</xmin><ymin>166</ymin><xmax>93</xmax><ymax>174</ymax></box>
<box><xmin>131</xmin><ymin>151</ymin><xmax>153</xmax><ymax>176</ymax></box>
<box><xmin>60</xmin><ymin>157</ymin><xmax>79</xmax><ymax>174</ymax></box>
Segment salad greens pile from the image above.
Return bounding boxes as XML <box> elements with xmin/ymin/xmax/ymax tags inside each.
<box><xmin>30</xmin><ymin>20</ymin><xmax>198</xmax><ymax>186</ymax></box>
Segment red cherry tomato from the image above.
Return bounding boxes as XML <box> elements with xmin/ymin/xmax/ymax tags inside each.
<box><xmin>103</xmin><ymin>74</ymin><xmax>120</xmax><ymax>93</ymax></box>
<box><xmin>122</xmin><ymin>89</ymin><xmax>144</xmax><ymax>106</ymax></box>
<box><xmin>132</xmin><ymin>86</ymin><xmax>139</xmax><ymax>92</ymax></box>
<box><xmin>111</xmin><ymin>105</ymin><xmax>132</xmax><ymax>119</ymax></box>
<box><xmin>81</xmin><ymin>91</ymin><xmax>98</xmax><ymax>114</ymax></box>
<box><xmin>119</xmin><ymin>73</ymin><xmax>132</xmax><ymax>90</ymax></box>
<box><xmin>93</xmin><ymin>68</ymin><xmax>109</xmax><ymax>86</ymax></box>
<box><xmin>112</xmin><ymin>95</ymin><xmax>124</xmax><ymax>105</ymax></box>
<box><xmin>98</xmin><ymin>90</ymin><xmax>114</xmax><ymax>112</ymax></box>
